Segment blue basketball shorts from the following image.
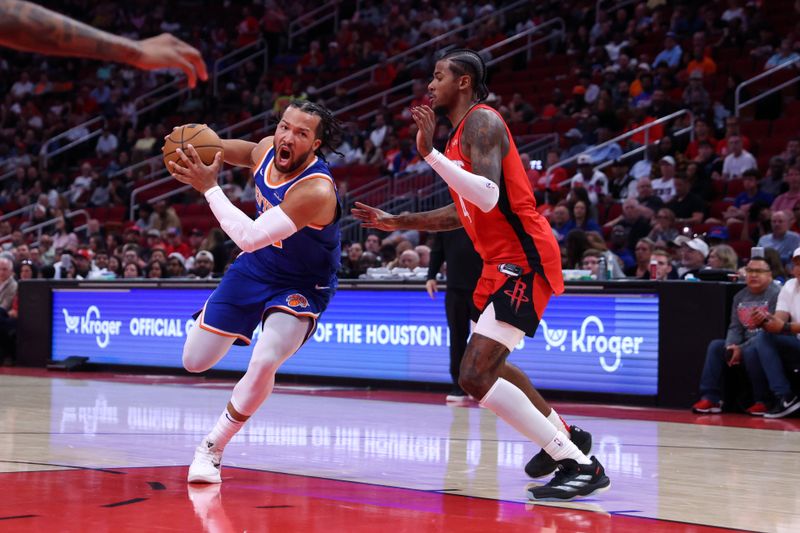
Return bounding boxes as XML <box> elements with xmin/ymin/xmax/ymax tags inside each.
<box><xmin>194</xmin><ymin>260</ymin><xmax>333</xmax><ymax>346</ymax></box>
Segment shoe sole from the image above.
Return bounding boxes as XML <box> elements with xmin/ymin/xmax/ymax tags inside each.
<box><xmin>692</xmin><ymin>408</ymin><xmax>722</xmax><ymax>414</ymax></box>
<box><xmin>527</xmin><ymin>478</ymin><xmax>612</xmax><ymax>502</ymax></box>
<box><xmin>764</xmin><ymin>400</ymin><xmax>800</xmax><ymax>419</ymax></box>
<box><xmin>188</xmin><ymin>473</ymin><xmax>222</xmax><ymax>484</ymax></box>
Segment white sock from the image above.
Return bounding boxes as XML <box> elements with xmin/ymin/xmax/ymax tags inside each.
<box><xmin>547</xmin><ymin>408</ymin><xmax>571</xmax><ymax>435</ymax></box>
<box><xmin>480</xmin><ymin>378</ymin><xmax>558</xmax><ymax>447</ymax></box>
<box><xmin>205</xmin><ymin>408</ymin><xmax>244</xmax><ymax>451</ymax></box>
<box><xmin>544</xmin><ymin>430</ymin><xmax>591</xmax><ymax>464</ymax></box>
<box><xmin>480</xmin><ymin>378</ymin><xmax>590</xmax><ymax>465</ymax></box>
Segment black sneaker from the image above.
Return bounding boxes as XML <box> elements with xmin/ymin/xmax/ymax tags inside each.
<box><xmin>764</xmin><ymin>395</ymin><xmax>800</xmax><ymax>419</ymax></box>
<box><xmin>525</xmin><ymin>425</ymin><xmax>592</xmax><ymax>478</ymax></box>
<box><xmin>527</xmin><ymin>456</ymin><xmax>611</xmax><ymax>501</ymax></box>
<box><xmin>445</xmin><ymin>385</ymin><xmax>468</xmax><ymax>403</ymax></box>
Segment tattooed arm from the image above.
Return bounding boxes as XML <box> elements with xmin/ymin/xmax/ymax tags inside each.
<box><xmin>0</xmin><ymin>0</ymin><xmax>207</xmax><ymax>87</ymax></box>
<box><xmin>460</xmin><ymin>107</ymin><xmax>509</xmax><ymax>187</ymax></box>
<box><xmin>352</xmin><ymin>202</ymin><xmax>462</xmax><ymax>231</ymax></box>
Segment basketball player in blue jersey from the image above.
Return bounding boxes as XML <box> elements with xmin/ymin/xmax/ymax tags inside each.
<box><xmin>167</xmin><ymin>101</ymin><xmax>344</xmax><ymax>483</ymax></box>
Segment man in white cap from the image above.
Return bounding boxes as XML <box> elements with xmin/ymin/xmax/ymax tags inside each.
<box><xmin>679</xmin><ymin>237</ymin><xmax>709</xmax><ymax>279</ymax></box>
<box><xmin>651</xmin><ymin>155</ymin><xmax>677</xmax><ymax>203</ymax></box>
<box><xmin>191</xmin><ymin>250</ymin><xmax>215</xmax><ymax>280</ymax></box>
<box><xmin>751</xmin><ymin>246</ymin><xmax>800</xmax><ymax>418</ymax></box>
<box><xmin>568</xmin><ymin>154</ymin><xmax>608</xmax><ymax>205</ymax></box>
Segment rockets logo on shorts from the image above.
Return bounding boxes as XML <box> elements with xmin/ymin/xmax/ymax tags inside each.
<box><xmin>286</xmin><ymin>293</ymin><xmax>309</xmax><ymax>308</ymax></box>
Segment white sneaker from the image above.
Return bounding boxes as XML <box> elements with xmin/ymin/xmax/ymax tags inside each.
<box><xmin>188</xmin><ymin>439</ymin><xmax>223</xmax><ymax>484</ymax></box>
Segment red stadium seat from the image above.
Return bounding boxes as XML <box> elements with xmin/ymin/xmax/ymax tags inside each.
<box><xmin>726</xmin><ymin>179</ymin><xmax>745</xmax><ymax>198</ymax></box>
<box><xmin>730</xmin><ymin>240</ymin><xmax>754</xmax><ymax>260</ymax></box>
<box><xmin>710</xmin><ymin>200</ymin><xmax>733</xmax><ymax>219</ymax></box>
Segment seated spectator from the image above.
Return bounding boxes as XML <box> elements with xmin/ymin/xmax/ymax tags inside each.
<box><xmin>550</xmin><ymin>204</ymin><xmax>571</xmax><ymax>243</ymax></box>
<box><xmin>581</xmin><ymin>249</ymin><xmax>605</xmax><ymax>279</ymax></box>
<box><xmin>131</xmin><ymin>125</ymin><xmax>157</xmax><ymax>161</ymax></box>
<box><xmin>685</xmin><ymin>119</ymin><xmax>717</xmax><ymax>160</ymax></box>
<box><xmin>398</xmin><ymin>249</ymin><xmax>420</xmax><ymax>270</ymax></box>
<box><xmin>649</xmin><ymin>248</ymin><xmax>679</xmax><ymax>280</ymax></box>
<box><xmin>707</xmin><ymin>244</ymin><xmax>739</xmax><ymax>271</ymax></box>
<box><xmin>652</xmin><ymin>156</ymin><xmax>677</xmax><ymax>203</ymax></box>
<box><xmin>780</xmin><ymin>138</ymin><xmax>799</xmax><ymax>167</ymax></box>
<box><xmin>586</xmin><ymin>232</ymin><xmax>626</xmax><ymax>279</ymax></box>
<box><xmin>562</xmin><ymin>199</ymin><xmax>602</xmax><ymax>235</ymax></box>
<box><xmin>626</xmin><ymin>237</ymin><xmax>655</xmax><ymax>278</ymax></box>
<box><xmin>716</xmin><ymin>117</ymin><xmax>751</xmax><ymax>157</ymax></box>
<box><xmin>635</xmin><ymin>177</ymin><xmax>665</xmax><ymax>219</ymax></box>
<box><xmin>692</xmin><ymin>257</ymin><xmax>781</xmax><ymax>415</ymax></box>
<box><xmin>685</xmin><ymin>42</ymin><xmax>717</xmax><ymax>77</ymax></box>
<box><xmin>149</xmin><ymin>200</ymin><xmax>182</xmax><ymax>233</ymax></box>
<box><xmin>568</xmin><ymin>154</ymin><xmax>608</xmax><ymax>205</ymax></box>
<box><xmin>653</xmin><ymin>32</ymin><xmax>683</xmax><ymax>69</ymax></box>
<box><xmin>339</xmin><ymin>242</ymin><xmax>364</xmax><ymax>279</ymax></box>
<box><xmin>584</xmin><ymin>128</ymin><xmax>622</xmax><ymax>165</ymax></box>
<box><xmin>191</xmin><ymin>250</ymin><xmax>216</xmax><ymax>280</ymax></box>
<box><xmin>761</xmin><ymin>156</ymin><xmax>787</xmax><ymax>197</ymax></box>
<box><xmin>751</xmin><ymin>247</ymin><xmax>800</xmax><ymax>418</ymax></box>
<box><xmin>722</xmin><ymin>136</ymin><xmax>757</xmax><ymax>181</ymax></box>
<box><xmin>608</xmin><ymin>225</ymin><xmax>635</xmax><ymax>271</ymax></box>
<box><xmin>146</xmin><ymin>259</ymin><xmax>167</xmax><ymax>279</ymax></box>
<box><xmin>605</xmin><ymin>197</ymin><xmax>653</xmax><ymax>250</ymax></box>
<box><xmin>682</xmin><ymin>71</ymin><xmax>711</xmax><ymax>114</ymax></box>
<box><xmin>720</xmin><ymin>169</ymin><xmax>774</xmax><ymax>224</ymax></box>
<box><xmin>167</xmin><ymin>253</ymin><xmax>187</xmax><ymax>278</ymax></box>
<box><xmin>69</xmin><ymin>162</ymin><xmax>94</xmax><ymax>205</ymax></box>
<box><xmin>772</xmin><ymin>166</ymin><xmax>800</xmax><ymax>214</ymax></box>
<box><xmin>606</xmin><ymin>159</ymin><xmax>637</xmax><ymax>200</ymax></box>
<box><xmin>679</xmin><ymin>237</ymin><xmax>709</xmax><ymax>279</ymax></box>
<box><xmin>631</xmin><ymin>145</ymin><xmax>658</xmax><ymax>181</ymax></box>
<box><xmin>560</xmin><ymin>128</ymin><xmax>587</xmax><ymax>160</ymax></box>
<box><xmin>536</xmin><ymin>149</ymin><xmax>570</xmax><ymax>195</ymax></box>
<box><xmin>95</xmin><ymin>127</ymin><xmax>118</xmax><ymax>157</ymax></box>
<box><xmin>764</xmin><ymin>38</ymin><xmax>800</xmax><ymax>70</ymax></box>
<box><xmin>667</xmin><ymin>175</ymin><xmax>705</xmax><ymax>227</ymax></box>
<box><xmin>757</xmin><ymin>210</ymin><xmax>800</xmax><ymax>266</ymax></box>
<box><xmin>123</xmin><ymin>262</ymin><xmax>143</xmax><ymax>279</ymax></box>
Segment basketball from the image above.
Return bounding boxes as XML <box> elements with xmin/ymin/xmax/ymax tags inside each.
<box><xmin>162</xmin><ymin>124</ymin><xmax>224</xmax><ymax>170</ymax></box>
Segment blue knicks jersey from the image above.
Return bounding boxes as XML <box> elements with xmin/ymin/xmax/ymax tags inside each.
<box><xmin>239</xmin><ymin>146</ymin><xmax>341</xmax><ymax>288</ymax></box>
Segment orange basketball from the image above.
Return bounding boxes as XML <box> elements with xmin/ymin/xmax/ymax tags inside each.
<box><xmin>162</xmin><ymin>124</ymin><xmax>224</xmax><ymax>170</ymax></box>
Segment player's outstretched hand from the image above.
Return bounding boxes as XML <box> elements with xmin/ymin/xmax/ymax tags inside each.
<box><xmin>169</xmin><ymin>144</ymin><xmax>222</xmax><ymax>194</ymax></box>
<box><xmin>133</xmin><ymin>33</ymin><xmax>208</xmax><ymax>89</ymax></box>
<box><xmin>410</xmin><ymin>105</ymin><xmax>435</xmax><ymax>158</ymax></box>
<box><xmin>351</xmin><ymin>202</ymin><xmax>398</xmax><ymax>231</ymax></box>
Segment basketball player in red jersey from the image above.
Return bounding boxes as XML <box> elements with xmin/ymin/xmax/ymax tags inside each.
<box><xmin>353</xmin><ymin>49</ymin><xmax>610</xmax><ymax>500</ymax></box>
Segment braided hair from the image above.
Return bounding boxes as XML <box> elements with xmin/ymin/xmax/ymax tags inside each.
<box><xmin>440</xmin><ymin>48</ymin><xmax>489</xmax><ymax>102</ymax></box>
<box><xmin>287</xmin><ymin>100</ymin><xmax>345</xmax><ymax>159</ymax></box>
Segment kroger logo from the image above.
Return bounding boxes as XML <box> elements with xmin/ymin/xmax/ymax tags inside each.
<box><xmin>63</xmin><ymin>306</ymin><xmax>123</xmax><ymax>349</ymax></box>
<box><xmin>540</xmin><ymin>316</ymin><xmax>644</xmax><ymax>373</ymax></box>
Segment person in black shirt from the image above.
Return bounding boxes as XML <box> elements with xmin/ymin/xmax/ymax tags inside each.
<box><xmin>426</xmin><ymin>228</ymin><xmax>482</xmax><ymax>402</ymax></box>
<box><xmin>667</xmin><ymin>174</ymin><xmax>706</xmax><ymax>227</ymax></box>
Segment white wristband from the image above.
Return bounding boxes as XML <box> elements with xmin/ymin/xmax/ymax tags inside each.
<box><xmin>424</xmin><ymin>148</ymin><xmax>499</xmax><ymax>213</ymax></box>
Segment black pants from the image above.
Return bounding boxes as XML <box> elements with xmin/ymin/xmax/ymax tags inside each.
<box><xmin>445</xmin><ymin>288</ymin><xmax>473</xmax><ymax>385</ymax></box>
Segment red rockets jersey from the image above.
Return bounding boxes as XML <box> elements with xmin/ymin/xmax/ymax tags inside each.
<box><xmin>443</xmin><ymin>104</ymin><xmax>564</xmax><ymax>295</ymax></box>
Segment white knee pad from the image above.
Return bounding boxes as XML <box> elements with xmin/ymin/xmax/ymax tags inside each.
<box><xmin>473</xmin><ymin>302</ymin><xmax>525</xmax><ymax>352</ymax></box>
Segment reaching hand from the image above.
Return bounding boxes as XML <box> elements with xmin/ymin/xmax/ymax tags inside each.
<box><xmin>410</xmin><ymin>105</ymin><xmax>435</xmax><ymax>158</ymax></box>
<box><xmin>351</xmin><ymin>202</ymin><xmax>398</xmax><ymax>231</ymax></box>
<box><xmin>168</xmin><ymin>144</ymin><xmax>222</xmax><ymax>194</ymax></box>
<box><xmin>133</xmin><ymin>33</ymin><xmax>208</xmax><ymax>89</ymax></box>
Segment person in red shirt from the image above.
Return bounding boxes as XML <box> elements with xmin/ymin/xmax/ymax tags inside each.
<box><xmin>352</xmin><ymin>49</ymin><xmax>609</xmax><ymax>501</ymax></box>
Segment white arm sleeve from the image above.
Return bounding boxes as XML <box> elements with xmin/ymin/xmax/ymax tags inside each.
<box><xmin>424</xmin><ymin>149</ymin><xmax>500</xmax><ymax>213</ymax></box>
<box><xmin>204</xmin><ymin>186</ymin><xmax>297</xmax><ymax>253</ymax></box>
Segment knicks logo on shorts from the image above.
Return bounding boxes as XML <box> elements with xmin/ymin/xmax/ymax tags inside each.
<box><xmin>286</xmin><ymin>293</ymin><xmax>309</xmax><ymax>308</ymax></box>
<box><xmin>504</xmin><ymin>278</ymin><xmax>529</xmax><ymax>313</ymax></box>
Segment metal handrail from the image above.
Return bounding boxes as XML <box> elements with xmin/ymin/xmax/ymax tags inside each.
<box><xmin>594</xmin><ymin>121</ymin><xmax>694</xmax><ymax>173</ymax></box>
<box><xmin>553</xmin><ymin>109</ymin><xmax>694</xmax><ymax>170</ymax></box>
<box><xmin>735</xmin><ymin>56</ymin><xmax>800</xmax><ymax>117</ymax></box>
<box><xmin>517</xmin><ymin>133</ymin><xmax>560</xmax><ymax>155</ymax></box>
<box><xmin>334</xmin><ymin>80</ymin><xmax>415</xmax><ymax>118</ymax></box>
<box><xmin>312</xmin><ymin>0</ymin><xmax>529</xmax><ymax>102</ymax></box>
<box><xmin>288</xmin><ymin>0</ymin><xmax>340</xmax><ymax>49</ymax></box>
<box><xmin>0</xmin><ymin>202</ymin><xmax>36</xmax><ymax>223</ymax></box>
<box><xmin>485</xmin><ymin>18</ymin><xmax>565</xmax><ymax>67</ymax></box>
<box><xmin>39</xmin><ymin>116</ymin><xmax>105</xmax><ymax>168</ymax></box>
<box><xmin>213</xmin><ymin>40</ymin><xmax>269</xmax><ymax>97</ymax></box>
<box><xmin>0</xmin><ymin>209</ymin><xmax>90</xmax><ymax>244</ymax></box>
